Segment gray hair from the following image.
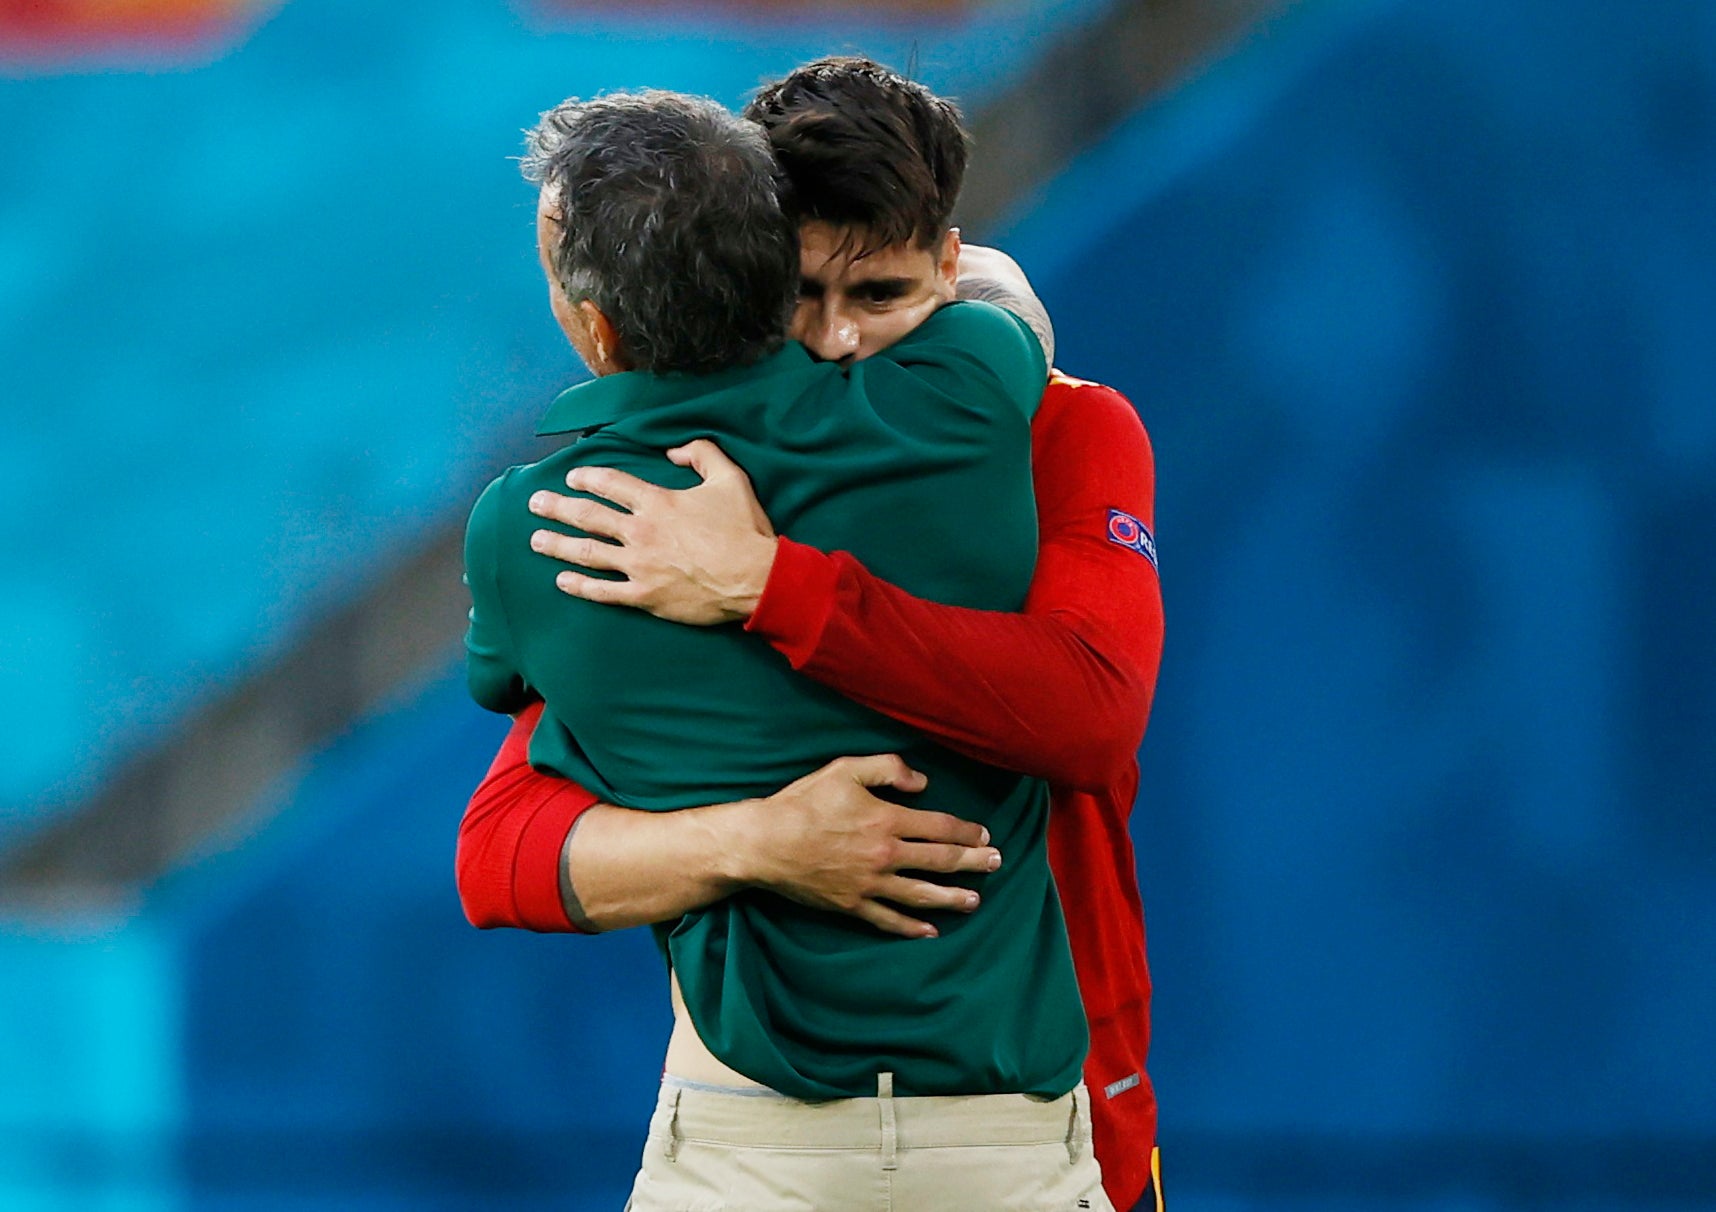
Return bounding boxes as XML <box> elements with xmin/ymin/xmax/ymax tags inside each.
<box><xmin>522</xmin><ymin>90</ymin><xmax>798</xmax><ymax>376</ymax></box>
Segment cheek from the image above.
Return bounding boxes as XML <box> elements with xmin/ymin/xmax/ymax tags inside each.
<box><xmin>548</xmin><ymin>286</ymin><xmax>577</xmax><ymax>330</ymax></box>
<box><xmin>787</xmin><ymin>299</ymin><xmax>817</xmax><ymax>343</ymax></box>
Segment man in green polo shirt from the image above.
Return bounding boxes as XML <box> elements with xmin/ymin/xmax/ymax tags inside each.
<box><xmin>464</xmin><ymin>90</ymin><xmax>1107</xmax><ymax>1208</ymax></box>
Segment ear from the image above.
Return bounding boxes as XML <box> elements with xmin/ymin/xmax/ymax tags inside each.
<box><xmin>577</xmin><ymin>300</ymin><xmax>630</xmax><ymax>375</ymax></box>
<box><xmin>935</xmin><ymin>227</ymin><xmax>962</xmax><ymax>299</ymax></box>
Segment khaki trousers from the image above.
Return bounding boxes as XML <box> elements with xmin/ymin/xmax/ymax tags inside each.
<box><xmin>623</xmin><ymin>1074</ymin><xmax>1114</xmax><ymax>1212</ymax></box>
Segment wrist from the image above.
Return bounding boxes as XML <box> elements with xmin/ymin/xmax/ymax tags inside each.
<box><xmin>701</xmin><ymin>795</ymin><xmax>772</xmax><ymax>891</ymax></box>
<box><xmin>744</xmin><ymin>538</ymin><xmax>840</xmax><ymax>666</ymax></box>
<box><xmin>725</xmin><ymin>534</ymin><xmax>779</xmax><ymax>621</ymax></box>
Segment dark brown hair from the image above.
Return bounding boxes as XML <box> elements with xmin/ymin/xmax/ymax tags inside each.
<box><xmin>523</xmin><ymin>90</ymin><xmax>798</xmax><ymax>376</ymax></box>
<box><xmin>743</xmin><ymin>56</ymin><xmax>970</xmax><ymax>254</ymax></box>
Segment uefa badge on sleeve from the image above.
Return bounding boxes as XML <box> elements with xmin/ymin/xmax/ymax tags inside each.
<box><xmin>1106</xmin><ymin>509</ymin><xmax>1158</xmax><ymax>570</ymax></box>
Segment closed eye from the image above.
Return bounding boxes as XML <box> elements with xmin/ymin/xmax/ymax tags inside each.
<box><xmin>855</xmin><ymin>280</ymin><xmax>911</xmax><ymax>305</ymax></box>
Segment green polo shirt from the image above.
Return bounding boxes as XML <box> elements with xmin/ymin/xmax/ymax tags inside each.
<box><xmin>464</xmin><ymin>301</ymin><xmax>1086</xmax><ymax>1100</ymax></box>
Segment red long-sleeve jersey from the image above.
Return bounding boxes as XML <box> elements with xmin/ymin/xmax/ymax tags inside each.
<box><xmin>456</xmin><ymin>372</ymin><xmax>1163</xmax><ymax>1211</ymax></box>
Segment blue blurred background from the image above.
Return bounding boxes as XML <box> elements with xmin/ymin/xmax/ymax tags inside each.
<box><xmin>2</xmin><ymin>0</ymin><xmax>1713</xmax><ymax>1207</ymax></box>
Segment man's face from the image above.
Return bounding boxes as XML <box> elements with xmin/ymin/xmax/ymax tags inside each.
<box><xmin>791</xmin><ymin>221</ymin><xmax>959</xmax><ymax>364</ymax></box>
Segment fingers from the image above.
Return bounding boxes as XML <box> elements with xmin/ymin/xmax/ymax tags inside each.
<box><xmin>554</xmin><ymin>568</ymin><xmax>643</xmax><ymax>606</ymax></box>
<box><xmin>562</xmin><ymin>466</ymin><xmax>656</xmax><ymax>512</ymax></box>
<box><xmin>875</xmin><ymin>874</ymin><xmax>983</xmax><ymax>914</ymax></box>
<box><xmin>891</xmin><ymin>805</ymin><xmax>989</xmax><ymax>849</ymax></box>
<box><xmin>851</xmin><ymin>899</ymin><xmax>940</xmax><ymax>940</ymax></box>
<box><xmin>836</xmin><ymin>753</ymin><xmax>929</xmax><ymax>795</ymax></box>
<box><xmin>530</xmin><ymin>528</ymin><xmax>624</xmax><ymax>572</ymax></box>
<box><xmin>851</xmin><ymin>877</ymin><xmax>986</xmax><ymax>939</ymax></box>
<box><xmin>529</xmin><ymin>491</ymin><xmax>632</xmax><ymax>542</ymax></box>
<box><xmin>892</xmin><ymin>840</ymin><xmax>1002</xmax><ymax>876</ymax></box>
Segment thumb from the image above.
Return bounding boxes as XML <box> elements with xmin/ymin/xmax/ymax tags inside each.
<box><xmin>844</xmin><ymin>754</ymin><xmax>929</xmax><ymax>795</ymax></box>
<box><xmin>667</xmin><ymin>438</ymin><xmax>738</xmax><ymax>482</ymax></box>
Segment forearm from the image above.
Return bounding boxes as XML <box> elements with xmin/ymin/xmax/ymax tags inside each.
<box><xmin>561</xmin><ymin>799</ymin><xmax>759</xmax><ymax>931</ymax></box>
<box><xmin>462</xmin><ymin>714</ymin><xmax>990</xmax><ymax>937</ymax></box>
<box><xmin>750</xmin><ymin>542</ymin><xmax>1153</xmax><ymax>790</ymax></box>
<box><xmin>456</xmin><ymin>702</ymin><xmax>757</xmax><ymax>932</ymax></box>
<box><xmin>746</xmin><ymin>381</ymin><xmax>1163</xmax><ymax>791</ymax></box>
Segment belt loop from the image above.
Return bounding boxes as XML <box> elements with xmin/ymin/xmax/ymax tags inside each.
<box><xmin>663</xmin><ymin>1086</ymin><xmax>683</xmax><ymax>1163</ymax></box>
<box><xmin>877</xmin><ymin>1072</ymin><xmax>898</xmax><ymax>1171</ymax></box>
<box><xmin>1066</xmin><ymin>1085</ymin><xmax>1084</xmax><ymax>1164</ymax></box>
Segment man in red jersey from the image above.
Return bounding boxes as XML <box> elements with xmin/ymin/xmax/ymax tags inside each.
<box><xmin>457</xmin><ymin>59</ymin><xmax>1164</xmax><ymax>1212</ymax></box>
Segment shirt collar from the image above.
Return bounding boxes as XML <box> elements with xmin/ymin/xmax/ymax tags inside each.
<box><xmin>536</xmin><ymin>341</ymin><xmax>817</xmax><ymax>437</ymax></box>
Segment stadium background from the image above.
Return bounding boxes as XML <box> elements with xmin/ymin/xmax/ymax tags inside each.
<box><xmin>3</xmin><ymin>0</ymin><xmax>1714</xmax><ymax>1207</ymax></box>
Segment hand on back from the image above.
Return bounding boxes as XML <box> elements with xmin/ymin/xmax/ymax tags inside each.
<box><xmin>528</xmin><ymin>439</ymin><xmax>777</xmax><ymax>625</ymax></box>
<box><xmin>742</xmin><ymin>755</ymin><xmax>1001</xmax><ymax>939</ymax></box>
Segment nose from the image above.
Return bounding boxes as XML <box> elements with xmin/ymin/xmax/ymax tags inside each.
<box><xmin>810</xmin><ymin>310</ymin><xmax>861</xmax><ymax>362</ymax></box>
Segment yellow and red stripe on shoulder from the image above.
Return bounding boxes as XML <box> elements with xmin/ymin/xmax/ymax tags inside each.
<box><xmin>1049</xmin><ymin>369</ymin><xmax>1106</xmax><ymax>391</ymax></box>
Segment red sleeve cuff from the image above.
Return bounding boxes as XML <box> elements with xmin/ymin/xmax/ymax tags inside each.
<box><xmin>511</xmin><ymin>783</ymin><xmax>602</xmax><ymax>932</ymax></box>
<box><xmin>744</xmin><ymin>536</ymin><xmax>841</xmax><ymax>669</ymax></box>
